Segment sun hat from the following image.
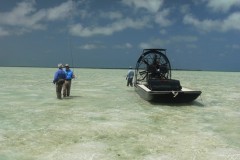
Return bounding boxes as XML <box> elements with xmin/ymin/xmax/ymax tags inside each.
<box><xmin>58</xmin><ymin>63</ymin><xmax>63</xmax><ymax>68</ymax></box>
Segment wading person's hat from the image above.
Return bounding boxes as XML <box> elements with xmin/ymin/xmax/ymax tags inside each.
<box><xmin>58</xmin><ymin>63</ymin><xmax>63</xmax><ymax>68</ymax></box>
<box><xmin>65</xmin><ymin>64</ymin><xmax>70</xmax><ymax>68</ymax></box>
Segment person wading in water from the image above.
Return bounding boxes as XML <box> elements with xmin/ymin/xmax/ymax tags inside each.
<box><xmin>63</xmin><ymin>64</ymin><xmax>75</xmax><ymax>97</ymax></box>
<box><xmin>126</xmin><ymin>66</ymin><xmax>134</xmax><ymax>87</ymax></box>
<box><xmin>53</xmin><ymin>64</ymin><xmax>66</xmax><ymax>99</ymax></box>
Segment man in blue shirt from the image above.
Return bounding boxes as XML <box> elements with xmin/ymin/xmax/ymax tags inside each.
<box><xmin>126</xmin><ymin>66</ymin><xmax>134</xmax><ymax>87</ymax></box>
<box><xmin>53</xmin><ymin>64</ymin><xmax>66</xmax><ymax>99</ymax></box>
<box><xmin>63</xmin><ymin>64</ymin><xmax>75</xmax><ymax>97</ymax></box>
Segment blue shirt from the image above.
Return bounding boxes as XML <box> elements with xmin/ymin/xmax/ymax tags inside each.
<box><xmin>53</xmin><ymin>69</ymin><xmax>66</xmax><ymax>83</ymax></box>
<box><xmin>127</xmin><ymin>70</ymin><xmax>134</xmax><ymax>79</ymax></box>
<box><xmin>64</xmin><ymin>69</ymin><xmax>74</xmax><ymax>80</ymax></box>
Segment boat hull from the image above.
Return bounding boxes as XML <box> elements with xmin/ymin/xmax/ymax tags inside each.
<box><xmin>135</xmin><ymin>84</ymin><xmax>201</xmax><ymax>103</ymax></box>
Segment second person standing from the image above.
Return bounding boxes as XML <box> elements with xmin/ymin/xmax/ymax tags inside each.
<box><xmin>63</xmin><ymin>64</ymin><xmax>75</xmax><ymax>97</ymax></box>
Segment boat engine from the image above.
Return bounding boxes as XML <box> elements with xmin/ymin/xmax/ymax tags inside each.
<box><xmin>135</xmin><ymin>49</ymin><xmax>182</xmax><ymax>91</ymax></box>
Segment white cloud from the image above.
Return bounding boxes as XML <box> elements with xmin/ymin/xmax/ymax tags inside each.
<box><xmin>126</xmin><ymin>43</ymin><xmax>133</xmax><ymax>48</ymax></box>
<box><xmin>69</xmin><ymin>0</ymin><xmax>171</xmax><ymax>38</ymax></box>
<box><xmin>139</xmin><ymin>39</ymin><xmax>169</xmax><ymax>49</ymax></box>
<box><xmin>121</xmin><ymin>0</ymin><xmax>164</xmax><ymax>13</ymax></box>
<box><xmin>46</xmin><ymin>0</ymin><xmax>74</xmax><ymax>21</ymax></box>
<box><xmin>180</xmin><ymin>4</ymin><xmax>190</xmax><ymax>14</ymax></box>
<box><xmin>139</xmin><ymin>42</ymin><xmax>152</xmax><ymax>49</ymax></box>
<box><xmin>228</xmin><ymin>44</ymin><xmax>240</xmax><ymax>50</ymax></box>
<box><xmin>222</xmin><ymin>12</ymin><xmax>240</xmax><ymax>31</ymax></box>
<box><xmin>171</xmin><ymin>35</ymin><xmax>198</xmax><ymax>42</ymax></box>
<box><xmin>0</xmin><ymin>0</ymin><xmax>75</xmax><ymax>35</ymax></box>
<box><xmin>121</xmin><ymin>0</ymin><xmax>173</xmax><ymax>27</ymax></box>
<box><xmin>0</xmin><ymin>27</ymin><xmax>9</xmax><ymax>36</ymax></box>
<box><xmin>79</xmin><ymin>44</ymin><xmax>98</xmax><ymax>50</ymax></box>
<box><xmin>99</xmin><ymin>11</ymin><xmax>123</xmax><ymax>20</ymax></box>
<box><xmin>203</xmin><ymin>0</ymin><xmax>240</xmax><ymax>12</ymax></box>
<box><xmin>159</xmin><ymin>29</ymin><xmax>167</xmax><ymax>35</ymax></box>
<box><xmin>183</xmin><ymin>14</ymin><xmax>219</xmax><ymax>32</ymax></box>
<box><xmin>186</xmin><ymin>44</ymin><xmax>198</xmax><ymax>49</ymax></box>
<box><xmin>69</xmin><ymin>17</ymin><xmax>149</xmax><ymax>37</ymax></box>
<box><xmin>114</xmin><ymin>43</ymin><xmax>133</xmax><ymax>49</ymax></box>
<box><xmin>154</xmin><ymin>9</ymin><xmax>172</xmax><ymax>27</ymax></box>
<box><xmin>0</xmin><ymin>0</ymin><xmax>44</xmax><ymax>29</ymax></box>
<box><xmin>183</xmin><ymin>12</ymin><xmax>240</xmax><ymax>32</ymax></box>
<box><xmin>139</xmin><ymin>36</ymin><xmax>198</xmax><ymax>49</ymax></box>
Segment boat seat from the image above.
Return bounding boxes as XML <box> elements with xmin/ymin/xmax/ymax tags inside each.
<box><xmin>148</xmin><ymin>79</ymin><xmax>182</xmax><ymax>91</ymax></box>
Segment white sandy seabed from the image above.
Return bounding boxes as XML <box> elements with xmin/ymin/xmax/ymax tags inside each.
<box><xmin>0</xmin><ymin>67</ymin><xmax>240</xmax><ymax>160</ymax></box>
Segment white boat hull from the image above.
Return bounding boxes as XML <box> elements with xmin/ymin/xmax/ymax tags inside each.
<box><xmin>135</xmin><ymin>84</ymin><xmax>201</xmax><ymax>103</ymax></box>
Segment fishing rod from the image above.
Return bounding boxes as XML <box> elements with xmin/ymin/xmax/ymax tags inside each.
<box><xmin>68</xmin><ymin>32</ymin><xmax>74</xmax><ymax>72</ymax></box>
<box><xmin>68</xmin><ymin>0</ymin><xmax>75</xmax><ymax>72</ymax></box>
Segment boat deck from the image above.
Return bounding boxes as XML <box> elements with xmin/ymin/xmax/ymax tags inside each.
<box><xmin>137</xmin><ymin>84</ymin><xmax>196</xmax><ymax>92</ymax></box>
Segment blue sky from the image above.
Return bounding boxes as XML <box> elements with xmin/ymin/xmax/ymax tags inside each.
<box><xmin>0</xmin><ymin>0</ymin><xmax>240</xmax><ymax>71</ymax></box>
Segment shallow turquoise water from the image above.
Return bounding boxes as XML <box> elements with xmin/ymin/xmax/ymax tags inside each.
<box><xmin>0</xmin><ymin>67</ymin><xmax>239</xmax><ymax>159</ymax></box>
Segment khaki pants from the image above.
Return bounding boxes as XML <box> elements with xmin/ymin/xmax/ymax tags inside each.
<box><xmin>63</xmin><ymin>80</ymin><xmax>72</xmax><ymax>97</ymax></box>
<box><xmin>56</xmin><ymin>83</ymin><xmax>63</xmax><ymax>99</ymax></box>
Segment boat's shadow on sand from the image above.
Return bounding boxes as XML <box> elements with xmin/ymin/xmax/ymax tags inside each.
<box><xmin>149</xmin><ymin>100</ymin><xmax>205</xmax><ymax>107</ymax></box>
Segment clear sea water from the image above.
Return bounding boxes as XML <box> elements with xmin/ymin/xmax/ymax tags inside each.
<box><xmin>0</xmin><ymin>67</ymin><xmax>239</xmax><ymax>160</ymax></box>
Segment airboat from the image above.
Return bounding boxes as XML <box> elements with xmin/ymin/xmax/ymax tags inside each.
<box><xmin>134</xmin><ymin>49</ymin><xmax>201</xmax><ymax>103</ymax></box>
